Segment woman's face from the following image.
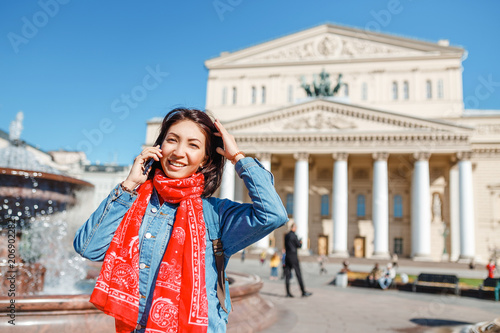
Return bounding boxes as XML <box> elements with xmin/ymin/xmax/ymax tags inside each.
<box><xmin>160</xmin><ymin>120</ymin><xmax>207</xmax><ymax>179</ymax></box>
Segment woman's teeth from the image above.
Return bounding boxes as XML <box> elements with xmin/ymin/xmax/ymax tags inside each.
<box><xmin>170</xmin><ymin>161</ymin><xmax>184</xmax><ymax>167</ymax></box>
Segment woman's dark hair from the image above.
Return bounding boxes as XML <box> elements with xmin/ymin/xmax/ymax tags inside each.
<box><xmin>151</xmin><ymin>107</ymin><xmax>225</xmax><ymax>197</ymax></box>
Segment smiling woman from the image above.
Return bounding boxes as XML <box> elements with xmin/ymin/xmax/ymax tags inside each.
<box><xmin>159</xmin><ymin>120</ymin><xmax>207</xmax><ymax>179</ymax></box>
<box><xmin>120</xmin><ymin>108</ymin><xmax>228</xmax><ymax>198</ymax></box>
<box><xmin>73</xmin><ymin>107</ymin><xmax>288</xmax><ymax>333</ymax></box>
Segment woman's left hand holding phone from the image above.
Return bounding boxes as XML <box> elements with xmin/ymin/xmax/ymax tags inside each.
<box><xmin>122</xmin><ymin>145</ymin><xmax>162</xmax><ymax>191</ymax></box>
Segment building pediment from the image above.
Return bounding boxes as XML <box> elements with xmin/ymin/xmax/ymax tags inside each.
<box><xmin>225</xmin><ymin>98</ymin><xmax>471</xmax><ymax>134</ymax></box>
<box><xmin>223</xmin><ymin>99</ymin><xmax>473</xmax><ymax>154</ymax></box>
<box><xmin>206</xmin><ymin>24</ymin><xmax>464</xmax><ymax>68</ymax></box>
<box><xmin>225</xmin><ymin>34</ymin><xmax>422</xmax><ymax>66</ymax></box>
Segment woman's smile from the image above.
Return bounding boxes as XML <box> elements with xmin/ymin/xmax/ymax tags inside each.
<box><xmin>168</xmin><ymin>160</ymin><xmax>186</xmax><ymax>168</ymax></box>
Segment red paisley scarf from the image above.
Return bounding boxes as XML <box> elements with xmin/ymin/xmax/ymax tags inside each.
<box><xmin>90</xmin><ymin>169</ymin><xmax>208</xmax><ymax>333</ymax></box>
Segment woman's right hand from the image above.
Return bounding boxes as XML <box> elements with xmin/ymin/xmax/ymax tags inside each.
<box><xmin>122</xmin><ymin>145</ymin><xmax>162</xmax><ymax>190</ymax></box>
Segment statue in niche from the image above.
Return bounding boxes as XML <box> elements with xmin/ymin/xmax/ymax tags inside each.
<box><xmin>432</xmin><ymin>193</ymin><xmax>442</xmax><ymax>222</ymax></box>
<box><xmin>300</xmin><ymin>69</ymin><xmax>345</xmax><ymax>97</ymax></box>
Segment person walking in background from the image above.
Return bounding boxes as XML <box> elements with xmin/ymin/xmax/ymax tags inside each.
<box><xmin>469</xmin><ymin>258</ymin><xmax>476</xmax><ymax>270</ymax></box>
<box><xmin>260</xmin><ymin>250</ymin><xmax>267</xmax><ymax>265</ymax></box>
<box><xmin>318</xmin><ymin>254</ymin><xmax>328</xmax><ymax>275</ymax></box>
<box><xmin>281</xmin><ymin>248</ymin><xmax>286</xmax><ymax>280</ymax></box>
<box><xmin>284</xmin><ymin>223</ymin><xmax>312</xmax><ymax>297</ymax></box>
<box><xmin>391</xmin><ymin>253</ymin><xmax>399</xmax><ymax>269</ymax></box>
<box><xmin>487</xmin><ymin>259</ymin><xmax>497</xmax><ymax>278</ymax></box>
<box><xmin>270</xmin><ymin>252</ymin><xmax>280</xmax><ymax>280</ymax></box>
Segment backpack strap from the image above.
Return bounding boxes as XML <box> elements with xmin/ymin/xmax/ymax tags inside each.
<box><xmin>203</xmin><ymin>198</ymin><xmax>228</xmax><ymax>313</ymax></box>
<box><xmin>203</xmin><ymin>197</ymin><xmax>221</xmax><ymax>240</ymax></box>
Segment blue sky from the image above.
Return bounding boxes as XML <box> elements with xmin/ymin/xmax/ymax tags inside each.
<box><xmin>1</xmin><ymin>0</ymin><xmax>499</xmax><ymax>165</ymax></box>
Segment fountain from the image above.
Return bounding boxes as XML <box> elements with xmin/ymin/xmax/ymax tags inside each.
<box><xmin>0</xmin><ymin>112</ymin><xmax>278</xmax><ymax>332</ymax></box>
<box><xmin>0</xmin><ymin>112</ymin><xmax>94</xmax><ymax>295</ymax></box>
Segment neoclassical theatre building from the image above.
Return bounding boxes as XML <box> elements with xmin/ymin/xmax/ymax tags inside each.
<box><xmin>146</xmin><ymin>24</ymin><xmax>500</xmax><ymax>262</ymax></box>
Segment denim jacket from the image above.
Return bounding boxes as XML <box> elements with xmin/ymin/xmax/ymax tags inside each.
<box><xmin>73</xmin><ymin>157</ymin><xmax>288</xmax><ymax>332</ymax></box>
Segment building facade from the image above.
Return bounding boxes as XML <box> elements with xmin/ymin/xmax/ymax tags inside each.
<box><xmin>147</xmin><ymin>24</ymin><xmax>500</xmax><ymax>262</ymax></box>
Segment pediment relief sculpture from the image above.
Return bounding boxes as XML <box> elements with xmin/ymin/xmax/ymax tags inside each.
<box><xmin>283</xmin><ymin>112</ymin><xmax>356</xmax><ymax>131</ymax></box>
<box><xmin>251</xmin><ymin>35</ymin><xmax>419</xmax><ymax>63</ymax></box>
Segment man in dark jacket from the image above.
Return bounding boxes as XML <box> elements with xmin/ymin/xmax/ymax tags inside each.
<box><xmin>284</xmin><ymin>223</ymin><xmax>312</xmax><ymax>297</ymax></box>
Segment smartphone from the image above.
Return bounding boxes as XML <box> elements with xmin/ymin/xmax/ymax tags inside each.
<box><xmin>143</xmin><ymin>158</ymin><xmax>154</xmax><ymax>175</ymax></box>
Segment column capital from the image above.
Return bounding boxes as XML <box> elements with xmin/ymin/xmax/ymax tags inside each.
<box><xmin>456</xmin><ymin>151</ymin><xmax>473</xmax><ymax>161</ymax></box>
<box><xmin>372</xmin><ymin>152</ymin><xmax>389</xmax><ymax>161</ymax></box>
<box><xmin>413</xmin><ymin>151</ymin><xmax>431</xmax><ymax>161</ymax></box>
<box><xmin>294</xmin><ymin>152</ymin><xmax>309</xmax><ymax>161</ymax></box>
<box><xmin>256</xmin><ymin>152</ymin><xmax>271</xmax><ymax>161</ymax></box>
<box><xmin>332</xmin><ymin>152</ymin><xmax>348</xmax><ymax>161</ymax></box>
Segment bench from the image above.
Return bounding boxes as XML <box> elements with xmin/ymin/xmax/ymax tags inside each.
<box><xmin>479</xmin><ymin>278</ymin><xmax>500</xmax><ymax>301</ymax></box>
<box><xmin>412</xmin><ymin>273</ymin><xmax>460</xmax><ymax>295</ymax></box>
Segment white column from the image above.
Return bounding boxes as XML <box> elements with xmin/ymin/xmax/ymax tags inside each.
<box><xmin>293</xmin><ymin>152</ymin><xmax>309</xmax><ymax>250</ymax></box>
<box><xmin>331</xmin><ymin>153</ymin><xmax>349</xmax><ymax>257</ymax></box>
<box><xmin>449</xmin><ymin>165</ymin><xmax>460</xmax><ymax>261</ymax></box>
<box><xmin>219</xmin><ymin>160</ymin><xmax>235</xmax><ymax>200</ymax></box>
<box><xmin>411</xmin><ymin>152</ymin><xmax>431</xmax><ymax>259</ymax></box>
<box><xmin>254</xmin><ymin>153</ymin><xmax>272</xmax><ymax>251</ymax></box>
<box><xmin>458</xmin><ymin>152</ymin><xmax>476</xmax><ymax>259</ymax></box>
<box><xmin>372</xmin><ymin>152</ymin><xmax>390</xmax><ymax>258</ymax></box>
<box><xmin>258</xmin><ymin>153</ymin><xmax>271</xmax><ymax>172</ymax></box>
<box><xmin>234</xmin><ymin>173</ymin><xmax>244</xmax><ymax>203</ymax></box>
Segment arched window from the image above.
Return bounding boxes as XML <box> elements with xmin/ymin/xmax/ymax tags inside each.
<box><xmin>232</xmin><ymin>87</ymin><xmax>237</xmax><ymax>104</ymax></box>
<box><xmin>437</xmin><ymin>79</ymin><xmax>443</xmax><ymax>99</ymax></box>
<box><xmin>261</xmin><ymin>86</ymin><xmax>266</xmax><ymax>104</ymax></box>
<box><xmin>356</xmin><ymin>194</ymin><xmax>366</xmax><ymax>218</ymax></box>
<box><xmin>394</xmin><ymin>195</ymin><xmax>403</xmax><ymax>218</ymax></box>
<box><xmin>321</xmin><ymin>194</ymin><xmax>329</xmax><ymax>217</ymax></box>
<box><xmin>286</xmin><ymin>193</ymin><xmax>294</xmax><ymax>216</ymax></box>
<box><xmin>426</xmin><ymin>80</ymin><xmax>432</xmax><ymax>99</ymax></box>
<box><xmin>361</xmin><ymin>82</ymin><xmax>368</xmax><ymax>101</ymax></box>
<box><xmin>222</xmin><ymin>87</ymin><xmax>227</xmax><ymax>105</ymax></box>
<box><xmin>251</xmin><ymin>86</ymin><xmax>256</xmax><ymax>104</ymax></box>
<box><xmin>403</xmin><ymin>81</ymin><xmax>409</xmax><ymax>100</ymax></box>
<box><xmin>288</xmin><ymin>84</ymin><xmax>294</xmax><ymax>103</ymax></box>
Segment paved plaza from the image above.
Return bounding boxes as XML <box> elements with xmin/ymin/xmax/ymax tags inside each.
<box><xmin>227</xmin><ymin>256</ymin><xmax>500</xmax><ymax>333</ymax></box>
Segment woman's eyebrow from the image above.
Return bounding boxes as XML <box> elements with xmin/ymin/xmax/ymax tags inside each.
<box><xmin>167</xmin><ymin>132</ymin><xmax>202</xmax><ymax>142</ymax></box>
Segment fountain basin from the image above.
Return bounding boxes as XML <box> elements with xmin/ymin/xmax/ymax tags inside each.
<box><xmin>0</xmin><ymin>167</ymin><xmax>93</xmax><ymax>222</ymax></box>
<box><xmin>0</xmin><ymin>272</ymin><xmax>278</xmax><ymax>333</ymax></box>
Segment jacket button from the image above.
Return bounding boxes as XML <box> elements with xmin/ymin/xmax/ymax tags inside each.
<box><xmin>139</xmin><ymin>263</ymin><xmax>146</xmax><ymax>269</ymax></box>
<box><xmin>151</xmin><ymin>207</ymin><xmax>157</xmax><ymax>213</ymax></box>
<box><xmin>145</xmin><ymin>233</ymin><xmax>152</xmax><ymax>239</ymax></box>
